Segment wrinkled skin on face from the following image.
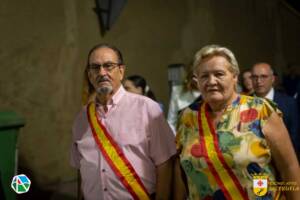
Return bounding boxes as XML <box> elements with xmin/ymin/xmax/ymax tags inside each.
<box><xmin>195</xmin><ymin>55</ymin><xmax>238</xmax><ymax>109</ymax></box>
<box><xmin>87</xmin><ymin>47</ymin><xmax>125</xmax><ymax>97</ymax></box>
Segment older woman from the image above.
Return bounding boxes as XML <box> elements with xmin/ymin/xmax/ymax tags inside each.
<box><xmin>174</xmin><ymin>45</ymin><xmax>300</xmax><ymax>200</ymax></box>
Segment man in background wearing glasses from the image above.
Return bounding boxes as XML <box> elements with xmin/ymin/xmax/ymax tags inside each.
<box><xmin>70</xmin><ymin>44</ymin><xmax>176</xmax><ymax>200</ymax></box>
<box><xmin>251</xmin><ymin>62</ymin><xmax>299</xmax><ymax>160</ymax></box>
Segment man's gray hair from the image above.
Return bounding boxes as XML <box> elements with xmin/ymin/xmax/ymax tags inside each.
<box><xmin>193</xmin><ymin>44</ymin><xmax>240</xmax><ymax>75</ymax></box>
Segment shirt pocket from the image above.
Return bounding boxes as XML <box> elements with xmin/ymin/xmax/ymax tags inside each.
<box><xmin>118</xmin><ymin>124</ymin><xmax>145</xmax><ymax>146</ymax></box>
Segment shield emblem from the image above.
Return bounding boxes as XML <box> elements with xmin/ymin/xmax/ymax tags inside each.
<box><xmin>253</xmin><ymin>175</ymin><xmax>268</xmax><ymax>196</ymax></box>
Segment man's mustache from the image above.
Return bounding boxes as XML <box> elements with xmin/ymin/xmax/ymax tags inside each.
<box><xmin>96</xmin><ymin>76</ymin><xmax>111</xmax><ymax>83</ymax></box>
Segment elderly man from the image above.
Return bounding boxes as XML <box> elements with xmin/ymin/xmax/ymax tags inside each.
<box><xmin>251</xmin><ymin>62</ymin><xmax>299</xmax><ymax>157</ymax></box>
<box><xmin>70</xmin><ymin>44</ymin><xmax>176</xmax><ymax>200</ymax></box>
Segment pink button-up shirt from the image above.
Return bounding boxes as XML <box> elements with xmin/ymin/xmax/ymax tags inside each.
<box><xmin>70</xmin><ymin>86</ymin><xmax>176</xmax><ymax>200</ymax></box>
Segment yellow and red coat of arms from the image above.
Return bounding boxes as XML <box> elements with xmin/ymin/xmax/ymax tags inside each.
<box><xmin>253</xmin><ymin>175</ymin><xmax>269</xmax><ymax>196</ymax></box>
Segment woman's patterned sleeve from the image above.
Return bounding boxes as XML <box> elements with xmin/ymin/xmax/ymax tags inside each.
<box><xmin>175</xmin><ymin>110</ymin><xmax>187</xmax><ymax>152</ymax></box>
<box><xmin>260</xmin><ymin>98</ymin><xmax>282</xmax><ymax>128</ymax></box>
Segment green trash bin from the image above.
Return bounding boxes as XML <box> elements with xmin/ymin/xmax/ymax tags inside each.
<box><xmin>0</xmin><ymin>111</ymin><xmax>25</xmax><ymax>200</ymax></box>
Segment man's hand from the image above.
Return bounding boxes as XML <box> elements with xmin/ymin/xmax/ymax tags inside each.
<box><xmin>155</xmin><ymin>156</ymin><xmax>175</xmax><ymax>200</ymax></box>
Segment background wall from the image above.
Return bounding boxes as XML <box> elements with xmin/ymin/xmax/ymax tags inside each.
<box><xmin>0</xmin><ymin>0</ymin><xmax>299</xmax><ymax>198</ymax></box>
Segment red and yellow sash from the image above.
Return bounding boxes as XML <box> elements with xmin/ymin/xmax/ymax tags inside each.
<box><xmin>198</xmin><ymin>102</ymin><xmax>249</xmax><ymax>200</ymax></box>
<box><xmin>87</xmin><ymin>102</ymin><xmax>150</xmax><ymax>200</ymax></box>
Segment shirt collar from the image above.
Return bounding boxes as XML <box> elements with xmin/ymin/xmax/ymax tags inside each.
<box><xmin>254</xmin><ymin>87</ymin><xmax>274</xmax><ymax>100</ymax></box>
<box><xmin>111</xmin><ymin>85</ymin><xmax>126</xmax><ymax>105</ymax></box>
<box><xmin>264</xmin><ymin>87</ymin><xmax>274</xmax><ymax>100</ymax></box>
<box><xmin>95</xmin><ymin>85</ymin><xmax>125</xmax><ymax>107</ymax></box>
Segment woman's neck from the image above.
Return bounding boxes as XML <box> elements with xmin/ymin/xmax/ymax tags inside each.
<box><xmin>208</xmin><ymin>93</ymin><xmax>238</xmax><ymax>113</ymax></box>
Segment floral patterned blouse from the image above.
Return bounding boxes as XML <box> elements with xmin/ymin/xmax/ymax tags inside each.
<box><xmin>176</xmin><ymin>95</ymin><xmax>283</xmax><ymax>200</ymax></box>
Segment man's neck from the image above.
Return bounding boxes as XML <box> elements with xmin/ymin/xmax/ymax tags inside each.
<box><xmin>96</xmin><ymin>93</ymin><xmax>113</xmax><ymax>105</ymax></box>
<box><xmin>256</xmin><ymin>88</ymin><xmax>274</xmax><ymax>100</ymax></box>
<box><xmin>95</xmin><ymin>85</ymin><xmax>122</xmax><ymax>105</ymax></box>
<box><xmin>255</xmin><ymin>93</ymin><xmax>266</xmax><ymax>98</ymax></box>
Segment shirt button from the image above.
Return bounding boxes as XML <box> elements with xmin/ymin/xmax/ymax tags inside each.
<box><xmin>102</xmin><ymin>169</ymin><xmax>106</xmax><ymax>172</ymax></box>
<box><xmin>104</xmin><ymin>188</ymin><xmax>107</xmax><ymax>191</ymax></box>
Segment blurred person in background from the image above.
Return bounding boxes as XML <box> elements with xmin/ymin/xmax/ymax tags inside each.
<box><xmin>167</xmin><ymin>64</ymin><xmax>201</xmax><ymax>134</ymax></box>
<box><xmin>240</xmin><ymin>69</ymin><xmax>254</xmax><ymax>95</ymax></box>
<box><xmin>251</xmin><ymin>62</ymin><xmax>300</xmax><ymax>158</ymax></box>
<box><xmin>123</xmin><ymin>75</ymin><xmax>164</xmax><ymax>111</ymax></box>
<box><xmin>282</xmin><ymin>63</ymin><xmax>300</xmax><ymax>97</ymax></box>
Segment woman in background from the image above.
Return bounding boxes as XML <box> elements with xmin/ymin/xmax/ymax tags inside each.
<box><xmin>123</xmin><ymin>75</ymin><xmax>163</xmax><ymax>110</ymax></box>
<box><xmin>240</xmin><ymin>69</ymin><xmax>254</xmax><ymax>95</ymax></box>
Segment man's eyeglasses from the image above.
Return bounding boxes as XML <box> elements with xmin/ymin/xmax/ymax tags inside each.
<box><xmin>87</xmin><ymin>62</ymin><xmax>121</xmax><ymax>72</ymax></box>
<box><xmin>251</xmin><ymin>74</ymin><xmax>271</xmax><ymax>81</ymax></box>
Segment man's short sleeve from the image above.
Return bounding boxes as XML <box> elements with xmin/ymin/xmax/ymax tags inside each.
<box><xmin>70</xmin><ymin>110</ymin><xmax>84</xmax><ymax>169</ymax></box>
<box><xmin>70</xmin><ymin>137</ymin><xmax>81</xmax><ymax>169</ymax></box>
<box><xmin>147</xmin><ymin>101</ymin><xmax>176</xmax><ymax>166</ymax></box>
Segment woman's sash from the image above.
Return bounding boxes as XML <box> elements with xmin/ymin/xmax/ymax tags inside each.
<box><xmin>87</xmin><ymin>102</ymin><xmax>150</xmax><ymax>200</ymax></box>
<box><xmin>198</xmin><ymin>102</ymin><xmax>249</xmax><ymax>200</ymax></box>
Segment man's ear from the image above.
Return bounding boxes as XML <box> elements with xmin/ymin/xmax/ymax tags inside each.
<box><xmin>87</xmin><ymin>70</ymin><xmax>92</xmax><ymax>82</ymax></box>
<box><xmin>119</xmin><ymin>65</ymin><xmax>126</xmax><ymax>80</ymax></box>
<box><xmin>272</xmin><ymin>75</ymin><xmax>276</xmax><ymax>84</ymax></box>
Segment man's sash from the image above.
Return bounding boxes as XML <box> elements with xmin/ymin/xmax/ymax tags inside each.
<box><xmin>87</xmin><ymin>102</ymin><xmax>150</xmax><ymax>200</ymax></box>
<box><xmin>198</xmin><ymin>103</ymin><xmax>249</xmax><ymax>200</ymax></box>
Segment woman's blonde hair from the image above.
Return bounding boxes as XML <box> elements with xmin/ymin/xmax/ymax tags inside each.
<box><xmin>192</xmin><ymin>44</ymin><xmax>240</xmax><ymax>75</ymax></box>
